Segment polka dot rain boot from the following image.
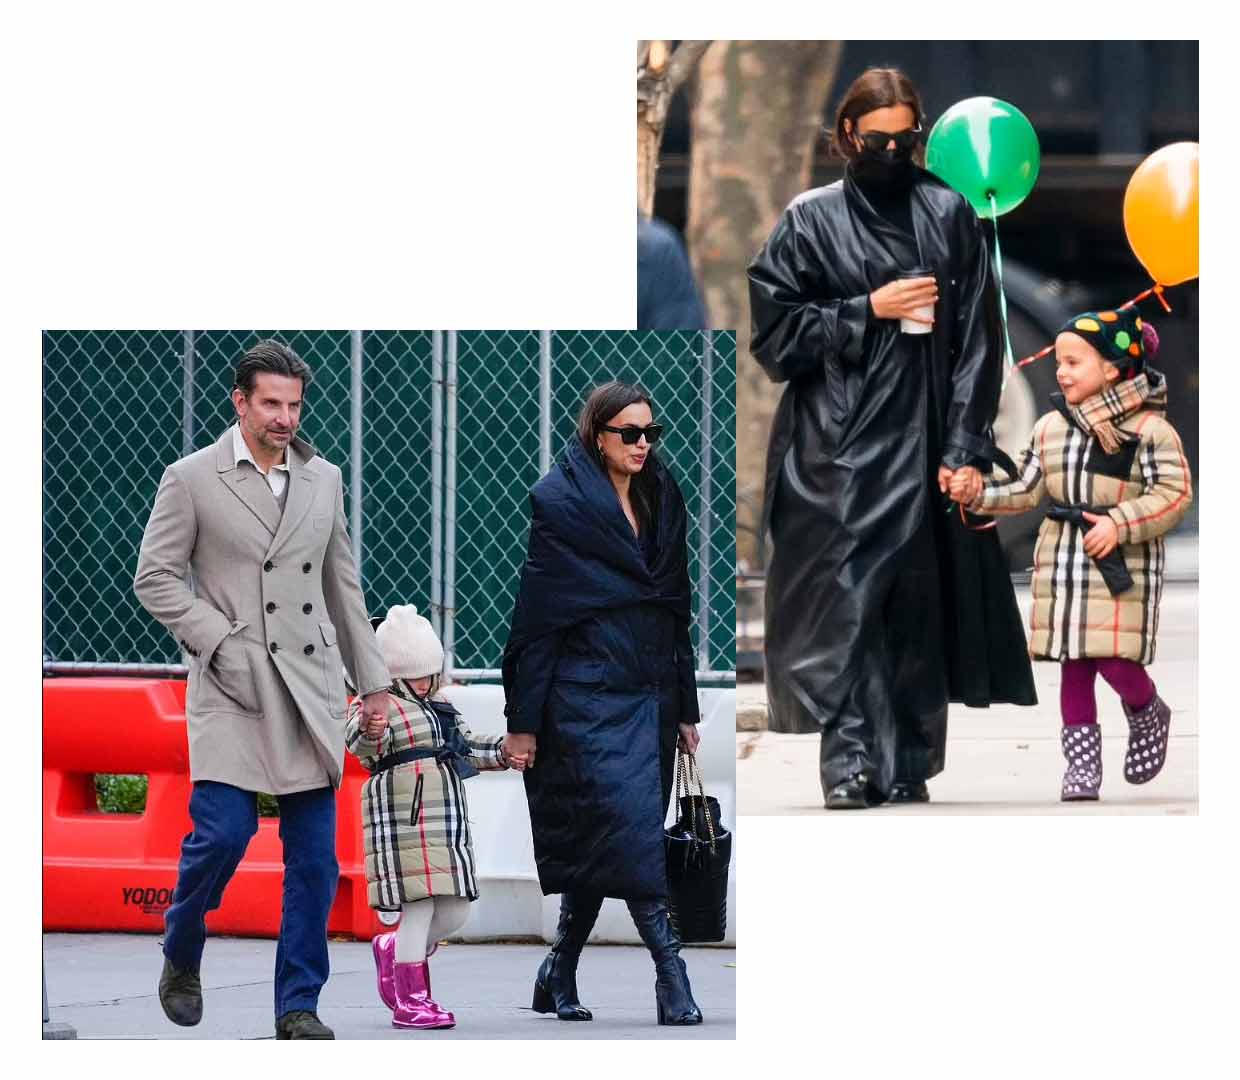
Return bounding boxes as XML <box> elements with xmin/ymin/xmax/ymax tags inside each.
<box><xmin>1061</xmin><ymin>723</ymin><xmax>1102</xmax><ymax>801</ymax></box>
<box><xmin>1122</xmin><ymin>692</ymin><xmax>1171</xmax><ymax>785</ymax></box>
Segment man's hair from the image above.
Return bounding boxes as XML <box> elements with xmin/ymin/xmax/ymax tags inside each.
<box><xmin>233</xmin><ymin>339</ymin><xmax>313</xmax><ymax>398</ymax></box>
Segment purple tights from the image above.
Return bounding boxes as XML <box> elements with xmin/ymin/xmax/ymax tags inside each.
<box><xmin>1061</xmin><ymin>658</ymin><xmax>1155</xmax><ymax>726</ymax></box>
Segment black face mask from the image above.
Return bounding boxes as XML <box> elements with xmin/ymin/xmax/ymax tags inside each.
<box><xmin>848</xmin><ymin>145</ymin><xmax>916</xmax><ymax>193</ymax></box>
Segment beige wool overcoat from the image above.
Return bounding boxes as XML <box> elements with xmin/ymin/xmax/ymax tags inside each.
<box><xmin>134</xmin><ymin>426</ymin><xmax>390</xmax><ymax>793</ymax></box>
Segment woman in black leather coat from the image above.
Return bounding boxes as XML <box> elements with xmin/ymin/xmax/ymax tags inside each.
<box><xmin>747</xmin><ymin>67</ymin><xmax>1036</xmax><ymax>810</ymax></box>
<box><xmin>502</xmin><ymin>381</ymin><xmax>704</xmax><ymax>1024</ymax></box>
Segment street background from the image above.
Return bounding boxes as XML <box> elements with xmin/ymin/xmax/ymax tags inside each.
<box><xmin>738</xmin><ymin>580</ymin><xmax>1198</xmax><ymax>814</ymax></box>
<box><xmin>41</xmin><ymin>330</ymin><xmax>739</xmax><ymax>1037</ymax></box>
<box><xmin>44</xmin><ymin>935</ymin><xmax>736</xmax><ymax>1040</ymax></box>
<box><xmin>638</xmin><ymin>42</ymin><xmax>1202</xmax><ymax>814</ymax></box>
<box><xmin>639</xmin><ymin>40</ymin><xmax>1199</xmax><ymax>594</ymax></box>
<box><xmin>43</xmin><ymin>330</ymin><xmax>736</xmax><ymax>678</ymax></box>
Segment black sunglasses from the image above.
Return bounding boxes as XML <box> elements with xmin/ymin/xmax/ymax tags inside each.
<box><xmin>601</xmin><ymin>423</ymin><xmax>663</xmax><ymax>445</ymax></box>
<box><xmin>855</xmin><ymin>125</ymin><xmax>922</xmax><ymax>154</ymax></box>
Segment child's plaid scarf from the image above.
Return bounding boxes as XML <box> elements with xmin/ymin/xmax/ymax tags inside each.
<box><xmin>1068</xmin><ymin>373</ymin><xmax>1152</xmax><ymax>454</ymax></box>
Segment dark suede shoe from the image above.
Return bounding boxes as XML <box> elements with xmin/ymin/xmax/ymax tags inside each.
<box><xmin>888</xmin><ymin>781</ymin><xmax>930</xmax><ymax>804</ymax></box>
<box><xmin>275</xmin><ymin>1010</ymin><xmax>335</xmax><ymax>1039</ymax></box>
<box><xmin>825</xmin><ymin>771</ymin><xmax>879</xmax><ymax>810</ymax></box>
<box><xmin>158</xmin><ymin>956</ymin><xmax>203</xmax><ymax>1027</ymax></box>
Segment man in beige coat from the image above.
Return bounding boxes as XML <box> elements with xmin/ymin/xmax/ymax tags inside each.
<box><xmin>134</xmin><ymin>340</ymin><xmax>392</xmax><ymax>1039</ymax></box>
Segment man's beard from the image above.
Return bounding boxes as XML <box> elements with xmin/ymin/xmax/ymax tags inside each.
<box><xmin>246</xmin><ymin>418</ymin><xmax>294</xmax><ymax>452</ymax></box>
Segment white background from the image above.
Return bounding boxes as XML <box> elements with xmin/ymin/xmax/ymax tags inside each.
<box><xmin>7</xmin><ymin>2</ymin><xmax>1233</xmax><ymax>1074</ymax></box>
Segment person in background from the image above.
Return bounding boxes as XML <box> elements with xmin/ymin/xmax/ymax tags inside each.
<box><xmin>638</xmin><ymin>209</ymin><xmax>708</xmax><ymax>330</ymax></box>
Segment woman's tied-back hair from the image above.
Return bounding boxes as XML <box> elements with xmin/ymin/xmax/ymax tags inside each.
<box><xmin>234</xmin><ymin>339</ymin><xmax>314</xmax><ymax>398</ymax></box>
<box><xmin>828</xmin><ymin>67</ymin><xmax>926</xmax><ymax>165</ymax></box>
<box><xmin>577</xmin><ymin>380</ymin><xmax>660</xmax><ymax>533</ymax></box>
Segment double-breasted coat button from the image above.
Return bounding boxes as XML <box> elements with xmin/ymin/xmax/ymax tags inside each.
<box><xmin>266</xmin><ymin>601</ymin><xmax>277</xmax><ymax>613</ymax></box>
<box><xmin>302</xmin><ymin>603</ymin><xmax>313</xmax><ymax>614</ymax></box>
<box><xmin>304</xmin><ymin>644</ymin><xmax>314</xmax><ymax>655</ymax></box>
<box><xmin>269</xmin><ymin>642</ymin><xmax>279</xmax><ymax>654</ymax></box>
<box><xmin>264</xmin><ymin>560</ymin><xmax>274</xmax><ymax>572</ymax></box>
<box><xmin>302</xmin><ymin>562</ymin><xmax>312</xmax><ymax>573</ymax></box>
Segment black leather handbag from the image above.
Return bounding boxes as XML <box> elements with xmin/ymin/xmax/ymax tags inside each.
<box><xmin>664</xmin><ymin>750</ymin><xmax>732</xmax><ymax>943</ymax></box>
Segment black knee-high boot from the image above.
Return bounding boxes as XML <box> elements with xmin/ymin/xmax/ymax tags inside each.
<box><xmin>532</xmin><ymin>892</ymin><xmax>603</xmax><ymax>1021</ymax></box>
<box><xmin>626</xmin><ymin>899</ymin><xmax>703</xmax><ymax>1025</ymax></box>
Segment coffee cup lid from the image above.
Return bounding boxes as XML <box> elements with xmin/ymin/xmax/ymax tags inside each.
<box><xmin>897</xmin><ymin>266</ymin><xmax>933</xmax><ymax>278</ymax></box>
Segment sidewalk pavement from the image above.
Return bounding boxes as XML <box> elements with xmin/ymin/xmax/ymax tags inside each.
<box><xmin>42</xmin><ymin>933</ymin><xmax>736</xmax><ymax>1040</ymax></box>
<box><xmin>737</xmin><ymin>581</ymin><xmax>1198</xmax><ymax>815</ymax></box>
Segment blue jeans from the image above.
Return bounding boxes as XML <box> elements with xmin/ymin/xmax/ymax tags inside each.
<box><xmin>163</xmin><ymin>780</ymin><xmax>338</xmax><ymax>1017</ymax></box>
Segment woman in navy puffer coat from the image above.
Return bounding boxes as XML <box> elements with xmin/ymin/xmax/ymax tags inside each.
<box><xmin>502</xmin><ymin>381</ymin><xmax>704</xmax><ymax>1028</ymax></box>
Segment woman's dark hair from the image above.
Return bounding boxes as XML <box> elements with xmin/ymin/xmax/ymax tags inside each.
<box><xmin>828</xmin><ymin>67</ymin><xmax>926</xmax><ymax>165</ymax></box>
<box><xmin>234</xmin><ymin>339</ymin><xmax>314</xmax><ymax>398</ymax></box>
<box><xmin>577</xmin><ymin>380</ymin><xmax>660</xmax><ymax>533</ymax></box>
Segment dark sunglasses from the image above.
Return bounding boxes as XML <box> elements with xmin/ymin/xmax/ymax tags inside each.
<box><xmin>855</xmin><ymin>125</ymin><xmax>922</xmax><ymax>154</ymax></box>
<box><xmin>601</xmin><ymin>423</ymin><xmax>663</xmax><ymax>445</ymax></box>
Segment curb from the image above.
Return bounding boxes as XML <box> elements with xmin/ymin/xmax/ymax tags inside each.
<box><xmin>736</xmin><ymin>702</ymin><xmax>768</xmax><ymax>733</ymax></box>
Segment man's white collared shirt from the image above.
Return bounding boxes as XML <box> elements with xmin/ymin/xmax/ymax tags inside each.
<box><xmin>232</xmin><ymin>423</ymin><xmax>291</xmax><ymax>501</ymax></box>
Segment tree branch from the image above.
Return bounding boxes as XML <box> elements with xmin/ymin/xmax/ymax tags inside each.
<box><xmin>665</xmin><ymin>40</ymin><xmax>711</xmax><ymax>97</ymax></box>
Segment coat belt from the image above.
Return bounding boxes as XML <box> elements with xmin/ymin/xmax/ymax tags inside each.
<box><xmin>372</xmin><ymin>740</ymin><xmax>480</xmax><ymax>780</ymax></box>
<box><xmin>1046</xmin><ymin>501</ymin><xmax>1134</xmax><ymax>597</ymax></box>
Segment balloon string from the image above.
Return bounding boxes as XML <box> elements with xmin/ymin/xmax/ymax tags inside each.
<box><xmin>1120</xmin><ymin>282</ymin><xmax>1172</xmax><ymax>314</ymax></box>
<box><xmin>1014</xmin><ymin>283</ymin><xmax>1174</xmax><ymax>369</ymax></box>
<box><xmin>989</xmin><ymin>192</ymin><xmax>1016</xmax><ymax>387</ymax></box>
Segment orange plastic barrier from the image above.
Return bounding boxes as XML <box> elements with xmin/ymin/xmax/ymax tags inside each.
<box><xmin>42</xmin><ymin>678</ymin><xmax>384</xmax><ymax>941</ymax></box>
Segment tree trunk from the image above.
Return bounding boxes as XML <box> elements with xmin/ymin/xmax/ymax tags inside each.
<box><xmin>685</xmin><ymin>41</ymin><xmax>843</xmax><ymax>569</ymax></box>
<box><xmin>637</xmin><ymin>40</ymin><xmax>711</xmax><ymax>217</ymax></box>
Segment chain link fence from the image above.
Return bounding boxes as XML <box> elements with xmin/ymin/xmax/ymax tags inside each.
<box><xmin>43</xmin><ymin>331</ymin><xmax>735</xmax><ymax>680</ymax></box>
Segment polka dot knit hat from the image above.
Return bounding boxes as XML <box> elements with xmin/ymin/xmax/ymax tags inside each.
<box><xmin>1059</xmin><ymin>307</ymin><xmax>1160</xmax><ymax>380</ymax></box>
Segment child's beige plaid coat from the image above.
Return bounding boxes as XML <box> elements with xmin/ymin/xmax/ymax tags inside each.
<box><xmin>346</xmin><ymin>682</ymin><xmax>507</xmax><ymax>909</ymax></box>
<box><xmin>974</xmin><ymin>373</ymin><xmax>1191</xmax><ymax>663</ymax></box>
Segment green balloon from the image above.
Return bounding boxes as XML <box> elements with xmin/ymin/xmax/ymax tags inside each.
<box><xmin>925</xmin><ymin>96</ymin><xmax>1040</xmax><ymax>218</ymax></box>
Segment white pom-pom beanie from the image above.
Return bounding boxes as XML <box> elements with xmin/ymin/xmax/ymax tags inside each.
<box><xmin>375</xmin><ymin>604</ymin><xmax>444</xmax><ymax>680</ymax></box>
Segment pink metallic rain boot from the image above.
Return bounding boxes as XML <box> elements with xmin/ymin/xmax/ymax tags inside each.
<box><xmin>372</xmin><ymin>931</ymin><xmax>397</xmax><ymax>1010</ymax></box>
<box><xmin>392</xmin><ymin>960</ymin><xmax>455</xmax><ymax>1029</ymax></box>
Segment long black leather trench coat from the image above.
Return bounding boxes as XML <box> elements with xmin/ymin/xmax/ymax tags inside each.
<box><xmin>748</xmin><ymin>167</ymin><xmax>1036</xmax><ymax>796</ymax></box>
<box><xmin>502</xmin><ymin>439</ymin><xmax>699</xmax><ymax>899</ymax></box>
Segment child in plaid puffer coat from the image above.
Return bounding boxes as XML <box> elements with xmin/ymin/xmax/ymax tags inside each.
<box><xmin>949</xmin><ymin>307</ymin><xmax>1192</xmax><ymax>801</ymax></box>
<box><xmin>346</xmin><ymin>604</ymin><xmax>526</xmax><ymax>1028</ymax></box>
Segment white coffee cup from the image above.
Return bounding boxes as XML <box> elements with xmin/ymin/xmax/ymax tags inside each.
<box><xmin>898</xmin><ymin>267</ymin><xmax>935</xmax><ymax>335</ymax></box>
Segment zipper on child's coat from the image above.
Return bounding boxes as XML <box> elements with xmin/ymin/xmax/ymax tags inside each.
<box><xmin>409</xmin><ymin>772</ymin><xmax>424</xmax><ymax>827</ymax></box>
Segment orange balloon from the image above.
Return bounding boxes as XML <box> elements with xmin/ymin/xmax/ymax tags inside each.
<box><xmin>1123</xmin><ymin>142</ymin><xmax>1199</xmax><ymax>286</ymax></box>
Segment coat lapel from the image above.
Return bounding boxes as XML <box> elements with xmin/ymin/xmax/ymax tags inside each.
<box><xmin>215</xmin><ymin>428</ymin><xmax>282</xmax><ymax>536</ymax></box>
<box><xmin>266</xmin><ymin>435</ymin><xmax>318</xmax><ymax>560</ymax></box>
<box><xmin>843</xmin><ymin>171</ymin><xmax>921</xmax><ymax>270</ymax></box>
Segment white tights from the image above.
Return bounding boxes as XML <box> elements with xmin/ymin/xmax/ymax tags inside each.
<box><xmin>395</xmin><ymin>896</ymin><xmax>471</xmax><ymax>963</ymax></box>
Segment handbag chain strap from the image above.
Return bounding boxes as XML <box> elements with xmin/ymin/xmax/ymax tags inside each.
<box><xmin>676</xmin><ymin>749</ymin><xmax>717</xmax><ymax>853</ymax></box>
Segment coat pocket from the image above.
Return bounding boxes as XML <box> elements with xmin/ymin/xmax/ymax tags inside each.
<box><xmin>318</xmin><ymin>621</ymin><xmax>346</xmax><ymax>716</ymax></box>
<box><xmin>196</xmin><ymin>625</ymin><xmax>261</xmax><ymax>716</ymax></box>
<box><xmin>1084</xmin><ymin>435</ymin><xmax>1141</xmax><ymax>481</ymax></box>
<box><xmin>825</xmin><ymin>355</ymin><xmax>850</xmax><ymax>425</ymax></box>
